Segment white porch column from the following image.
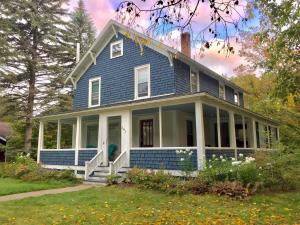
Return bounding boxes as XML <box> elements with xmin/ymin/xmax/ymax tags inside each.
<box><xmin>75</xmin><ymin>116</ymin><xmax>82</xmax><ymax>166</ymax></box>
<box><xmin>121</xmin><ymin>110</ymin><xmax>131</xmax><ymax>167</ymax></box>
<box><xmin>229</xmin><ymin>111</ymin><xmax>237</xmax><ymax>158</ymax></box>
<box><xmin>195</xmin><ymin>101</ymin><xmax>205</xmax><ymax>170</ymax></box>
<box><xmin>159</xmin><ymin>106</ymin><xmax>163</xmax><ymax>147</ymax></box>
<box><xmin>57</xmin><ymin>120</ymin><xmax>61</xmax><ymax>150</ymax></box>
<box><xmin>252</xmin><ymin>119</ymin><xmax>257</xmax><ymax>149</ymax></box>
<box><xmin>37</xmin><ymin>121</ymin><xmax>44</xmax><ymax>163</ymax></box>
<box><xmin>97</xmin><ymin>114</ymin><xmax>101</xmax><ymax>152</ymax></box>
<box><xmin>100</xmin><ymin>114</ymin><xmax>108</xmax><ymax>166</ymax></box>
<box><xmin>242</xmin><ymin>116</ymin><xmax>246</xmax><ymax>148</ymax></box>
<box><xmin>216</xmin><ymin>107</ymin><xmax>221</xmax><ymax>147</ymax></box>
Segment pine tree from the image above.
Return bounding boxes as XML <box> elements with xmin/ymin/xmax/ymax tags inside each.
<box><xmin>0</xmin><ymin>0</ymin><xmax>73</xmax><ymax>152</ymax></box>
<box><xmin>67</xmin><ymin>0</ymin><xmax>96</xmax><ymax>64</ymax></box>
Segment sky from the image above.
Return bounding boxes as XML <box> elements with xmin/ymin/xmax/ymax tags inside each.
<box><xmin>67</xmin><ymin>0</ymin><xmax>259</xmax><ymax>76</ymax></box>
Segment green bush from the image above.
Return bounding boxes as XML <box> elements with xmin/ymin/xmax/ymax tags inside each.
<box><xmin>0</xmin><ymin>153</ymin><xmax>78</xmax><ymax>183</ymax></box>
<box><xmin>255</xmin><ymin>150</ymin><xmax>300</xmax><ymax>190</ymax></box>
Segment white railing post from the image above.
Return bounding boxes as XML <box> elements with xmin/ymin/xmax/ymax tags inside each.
<box><xmin>195</xmin><ymin>101</ymin><xmax>205</xmax><ymax>170</ymax></box>
<box><xmin>75</xmin><ymin>116</ymin><xmax>82</xmax><ymax>166</ymax></box>
<box><xmin>37</xmin><ymin>121</ymin><xmax>44</xmax><ymax>163</ymax></box>
<box><xmin>229</xmin><ymin>111</ymin><xmax>237</xmax><ymax>159</ymax></box>
<box><xmin>252</xmin><ymin>119</ymin><xmax>257</xmax><ymax>149</ymax></box>
<box><xmin>85</xmin><ymin>150</ymin><xmax>104</xmax><ymax>180</ymax></box>
<box><xmin>159</xmin><ymin>106</ymin><xmax>163</xmax><ymax>147</ymax></box>
<box><xmin>216</xmin><ymin>107</ymin><xmax>221</xmax><ymax>148</ymax></box>
<box><xmin>57</xmin><ymin>120</ymin><xmax>61</xmax><ymax>150</ymax></box>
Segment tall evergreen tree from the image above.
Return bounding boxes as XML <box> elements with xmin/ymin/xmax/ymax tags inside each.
<box><xmin>0</xmin><ymin>0</ymin><xmax>73</xmax><ymax>152</ymax></box>
<box><xmin>67</xmin><ymin>0</ymin><xmax>96</xmax><ymax>64</ymax></box>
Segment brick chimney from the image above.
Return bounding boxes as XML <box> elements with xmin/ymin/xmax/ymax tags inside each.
<box><xmin>181</xmin><ymin>32</ymin><xmax>191</xmax><ymax>58</ymax></box>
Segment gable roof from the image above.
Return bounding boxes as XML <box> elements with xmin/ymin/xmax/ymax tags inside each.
<box><xmin>65</xmin><ymin>19</ymin><xmax>244</xmax><ymax>92</ymax></box>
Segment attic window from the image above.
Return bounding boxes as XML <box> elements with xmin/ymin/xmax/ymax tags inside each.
<box><xmin>110</xmin><ymin>39</ymin><xmax>123</xmax><ymax>59</ymax></box>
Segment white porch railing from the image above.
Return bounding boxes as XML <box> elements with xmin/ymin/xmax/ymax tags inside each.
<box><xmin>109</xmin><ymin>151</ymin><xmax>128</xmax><ymax>175</ymax></box>
<box><xmin>85</xmin><ymin>150</ymin><xmax>103</xmax><ymax>180</ymax></box>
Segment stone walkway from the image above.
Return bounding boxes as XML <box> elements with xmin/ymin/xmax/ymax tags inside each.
<box><xmin>0</xmin><ymin>184</ymin><xmax>93</xmax><ymax>202</ymax></box>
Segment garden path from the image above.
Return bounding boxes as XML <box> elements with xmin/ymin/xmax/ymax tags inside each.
<box><xmin>0</xmin><ymin>184</ymin><xmax>94</xmax><ymax>202</ymax></box>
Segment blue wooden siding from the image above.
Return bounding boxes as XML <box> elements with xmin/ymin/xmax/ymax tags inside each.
<box><xmin>225</xmin><ymin>85</ymin><xmax>235</xmax><ymax>103</ymax></box>
<box><xmin>130</xmin><ymin>149</ymin><xmax>198</xmax><ymax>170</ymax></box>
<box><xmin>199</xmin><ymin>73</ymin><xmax>219</xmax><ymax>97</ymax></box>
<box><xmin>73</xmin><ymin>33</ymin><xmax>175</xmax><ymax>111</ymax></box>
<box><xmin>174</xmin><ymin>60</ymin><xmax>190</xmax><ymax>94</ymax></box>
<box><xmin>78</xmin><ymin>150</ymin><xmax>97</xmax><ymax>166</ymax></box>
<box><xmin>40</xmin><ymin>151</ymin><xmax>75</xmax><ymax>166</ymax></box>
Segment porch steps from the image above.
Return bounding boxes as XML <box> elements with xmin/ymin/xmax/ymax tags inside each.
<box><xmin>86</xmin><ymin>166</ymin><xmax>128</xmax><ymax>183</ymax></box>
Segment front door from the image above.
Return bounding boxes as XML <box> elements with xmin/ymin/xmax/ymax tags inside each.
<box><xmin>140</xmin><ymin>119</ymin><xmax>153</xmax><ymax>147</ymax></box>
<box><xmin>107</xmin><ymin>116</ymin><xmax>121</xmax><ymax>161</ymax></box>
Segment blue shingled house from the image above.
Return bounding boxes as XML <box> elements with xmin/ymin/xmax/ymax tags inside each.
<box><xmin>37</xmin><ymin>20</ymin><xmax>279</xmax><ymax>181</ymax></box>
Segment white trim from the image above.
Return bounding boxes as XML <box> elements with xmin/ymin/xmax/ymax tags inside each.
<box><xmin>159</xmin><ymin>106</ymin><xmax>162</xmax><ymax>147</ymax></box>
<box><xmin>190</xmin><ymin>69</ymin><xmax>200</xmax><ymax>93</ymax></box>
<box><xmin>134</xmin><ymin>64</ymin><xmax>151</xmax><ymax>100</ymax></box>
<box><xmin>0</xmin><ymin>136</ymin><xmax>6</xmax><ymax>142</ymax></box>
<box><xmin>195</xmin><ymin>101</ymin><xmax>205</xmax><ymax>170</ymax></box>
<box><xmin>57</xmin><ymin>120</ymin><xmax>61</xmax><ymax>150</ymax></box>
<box><xmin>89</xmin><ymin>51</ymin><xmax>96</xmax><ymax>65</ymax></box>
<box><xmin>37</xmin><ymin>121</ymin><xmax>44</xmax><ymax>163</ymax></box>
<box><xmin>40</xmin><ymin>149</ymin><xmax>75</xmax><ymax>151</ymax></box>
<box><xmin>130</xmin><ymin>147</ymin><xmax>198</xmax><ymax>150</ymax></box>
<box><xmin>88</xmin><ymin>77</ymin><xmax>101</xmax><ymax>108</ymax></box>
<box><xmin>42</xmin><ymin>164</ymin><xmax>85</xmax><ymax>171</ymax></box>
<box><xmin>112</xmin><ymin>24</ymin><xmax>118</xmax><ymax>38</ymax></box>
<box><xmin>110</xmin><ymin>39</ymin><xmax>123</xmax><ymax>59</ymax></box>
<box><xmin>75</xmin><ymin>116</ymin><xmax>82</xmax><ymax>165</ymax></box>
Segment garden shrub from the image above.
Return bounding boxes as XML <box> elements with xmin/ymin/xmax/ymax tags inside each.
<box><xmin>0</xmin><ymin>153</ymin><xmax>78</xmax><ymax>183</ymax></box>
<box><xmin>211</xmin><ymin>181</ymin><xmax>250</xmax><ymax>199</ymax></box>
<box><xmin>107</xmin><ymin>174</ymin><xmax>121</xmax><ymax>185</ymax></box>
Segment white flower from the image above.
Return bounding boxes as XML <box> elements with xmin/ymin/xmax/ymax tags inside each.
<box><xmin>220</xmin><ymin>155</ymin><xmax>223</xmax><ymax>159</ymax></box>
<box><xmin>180</xmin><ymin>158</ymin><xmax>184</xmax><ymax>161</ymax></box>
<box><xmin>189</xmin><ymin>151</ymin><xmax>193</xmax><ymax>156</ymax></box>
<box><xmin>176</xmin><ymin>150</ymin><xmax>180</xmax><ymax>154</ymax></box>
<box><xmin>232</xmin><ymin>161</ymin><xmax>241</xmax><ymax>166</ymax></box>
<box><xmin>212</xmin><ymin>154</ymin><xmax>216</xmax><ymax>158</ymax></box>
<box><xmin>239</xmin><ymin>153</ymin><xmax>244</xmax><ymax>158</ymax></box>
<box><xmin>231</xmin><ymin>157</ymin><xmax>236</xmax><ymax>161</ymax></box>
<box><xmin>222</xmin><ymin>159</ymin><xmax>226</xmax><ymax>162</ymax></box>
<box><xmin>229</xmin><ymin>169</ymin><xmax>233</xmax><ymax>172</ymax></box>
<box><xmin>209</xmin><ymin>165</ymin><xmax>212</xmax><ymax>168</ymax></box>
<box><xmin>259</xmin><ymin>166</ymin><xmax>262</xmax><ymax>170</ymax></box>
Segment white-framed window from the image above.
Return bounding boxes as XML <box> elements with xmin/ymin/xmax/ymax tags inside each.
<box><xmin>234</xmin><ymin>92</ymin><xmax>239</xmax><ymax>105</ymax></box>
<box><xmin>135</xmin><ymin>64</ymin><xmax>150</xmax><ymax>99</ymax></box>
<box><xmin>190</xmin><ymin>71</ymin><xmax>199</xmax><ymax>93</ymax></box>
<box><xmin>88</xmin><ymin>77</ymin><xmax>101</xmax><ymax>107</ymax></box>
<box><xmin>219</xmin><ymin>83</ymin><xmax>225</xmax><ymax>100</ymax></box>
<box><xmin>110</xmin><ymin>39</ymin><xmax>123</xmax><ymax>59</ymax></box>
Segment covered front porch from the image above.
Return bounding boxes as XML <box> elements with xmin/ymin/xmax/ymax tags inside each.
<box><xmin>37</xmin><ymin>94</ymin><xmax>279</xmax><ymax>177</ymax></box>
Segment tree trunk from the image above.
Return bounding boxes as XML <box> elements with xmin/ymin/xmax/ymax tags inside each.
<box><xmin>24</xmin><ymin>28</ymin><xmax>38</xmax><ymax>153</ymax></box>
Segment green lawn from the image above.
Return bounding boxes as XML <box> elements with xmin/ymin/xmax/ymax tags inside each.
<box><xmin>0</xmin><ymin>186</ymin><xmax>299</xmax><ymax>225</ymax></box>
<box><xmin>0</xmin><ymin>178</ymin><xmax>77</xmax><ymax>196</ymax></box>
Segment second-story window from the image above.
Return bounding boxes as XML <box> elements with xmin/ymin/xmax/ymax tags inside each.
<box><xmin>110</xmin><ymin>40</ymin><xmax>123</xmax><ymax>59</ymax></box>
<box><xmin>234</xmin><ymin>92</ymin><xmax>239</xmax><ymax>105</ymax></box>
<box><xmin>190</xmin><ymin>71</ymin><xmax>199</xmax><ymax>93</ymax></box>
<box><xmin>219</xmin><ymin>84</ymin><xmax>225</xmax><ymax>99</ymax></box>
<box><xmin>135</xmin><ymin>64</ymin><xmax>150</xmax><ymax>99</ymax></box>
<box><xmin>89</xmin><ymin>77</ymin><xmax>101</xmax><ymax>107</ymax></box>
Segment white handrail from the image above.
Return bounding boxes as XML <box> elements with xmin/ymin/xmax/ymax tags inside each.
<box><xmin>85</xmin><ymin>150</ymin><xmax>103</xmax><ymax>180</ymax></box>
<box><xmin>110</xmin><ymin>151</ymin><xmax>127</xmax><ymax>175</ymax></box>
